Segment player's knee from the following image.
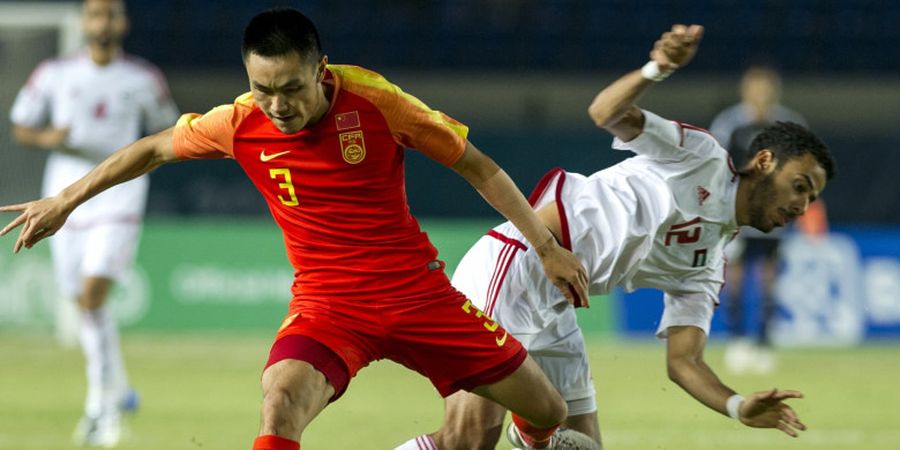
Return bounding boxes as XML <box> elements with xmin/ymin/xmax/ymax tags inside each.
<box><xmin>526</xmin><ymin>395</ymin><xmax>568</xmax><ymax>429</ymax></box>
<box><xmin>260</xmin><ymin>360</ymin><xmax>331</xmax><ymax>418</ymax></box>
<box><xmin>78</xmin><ymin>277</ymin><xmax>113</xmax><ymax>310</ymax></box>
<box><xmin>545</xmin><ymin>396</ymin><xmax>569</xmax><ymax>427</ymax></box>
<box><xmin>261</xmin><ymin>365</ymin><xmax>302</xmax><ymax>412</ymax></box>
<box><xmin>261</xmin><ymin>379</ymin><xmax>298</xmax><ymax>416</ymax></box>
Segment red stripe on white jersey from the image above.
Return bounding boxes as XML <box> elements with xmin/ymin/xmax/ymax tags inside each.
<box><xmin>487</xmin><ymin>229</ymin><xmax>527</xmax><ymax>251</ymax></box>
<box><xmin>527</xmin><ymin>167</ymin><xmax>564</xmax><ymax>207</ymax></box>
<box><xmin>675</xmin><ymin>121</ymin><xmax>713</xmax><ymax>136</ymax></box>
<box><xmin>484</xmin><ymin>242</ymin><xmax>509</xmax><ymax>309</ymax></box>
<box><xmin>485</xmin><ymin>243</ymin><xmax>516</xmax><ymax>317</ymax></box>
<box><xmin>675</xmin><ymin>121</ymin><xmax>714</xmax><ymax>148</ymax></box>
<box><xmin>484</xmin><ymin>231</ymin><xmax>527</xmax><ymax>317</ymax></box>
<box><xmin>727</xmin><ymin>156</ymin><xmax>739</xmax><ymax>181</ymax></box>
<box><xmin>523</xmin><ymin>168</ymin><xmax>584</xmax><ymax>308</ymax></box>
<box><xmin>487</xmin><ymin>244</ymin><xmax>519</xmax><ymax>317</ymax></box>
<box><xmin>416</xmin><ymin>435</ymin><xmax>437</xmax><ymax>450</ymax></box>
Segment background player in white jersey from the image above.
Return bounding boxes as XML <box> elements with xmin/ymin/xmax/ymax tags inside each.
<box><xmin>8</xmin><ymin>0</ymin><xmax>179</xmax><ymax>446</ymax></box>
<box><xmin>710</xmin><ymin>66</ymin><xmax>812</xmax><ymax>375</ymax></box>
<box><xmin>398</xmin><ymin>24</ymin><xmax>836</xmax><ymax>450</ymax></box>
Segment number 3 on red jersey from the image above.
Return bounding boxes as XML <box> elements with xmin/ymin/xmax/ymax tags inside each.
<box><xmin>270</xmin><ymin>168</ymin><xmax>299</xmax><ymax>207</ymax></box>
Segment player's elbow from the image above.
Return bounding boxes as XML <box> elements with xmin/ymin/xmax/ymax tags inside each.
<box><xmin>666</xmin><ymin>357</ymin><xmax>693</xmax><ymax>386</ymax></box>
<box><xmin>142</xmin><ymin>127</ymin><xmax>179</xmax><ymax>168</ymax></box>
<box><xmin>587</xmin><ymin>101</ymin><xmax>615</xmax><ymax>128</ymax></box>
<box><xmin>666</xmin><ymin>361</ymin><xmax>680</xmax><ymax>383</ymax></box>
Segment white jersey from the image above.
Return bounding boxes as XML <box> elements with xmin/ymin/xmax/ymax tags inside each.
<box><xmin>10</xmin><ymin>52</ymin><xmax>179</xmax><ymax>226</ymax></box>
<box><xmin>454</xmin><ymin>110</ymin><xmax>741</xmax><ymax>339</ymax></box>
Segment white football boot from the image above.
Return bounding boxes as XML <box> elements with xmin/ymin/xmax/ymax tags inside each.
<box><xmin>507</xmin><ymin>422</ymin><xmax>602</xmax><ymax>450</ymax></box>
<box><xmin>73</xmin><ymin>412</ymin><xmax>121</xmax><ymax>448</ymax></box>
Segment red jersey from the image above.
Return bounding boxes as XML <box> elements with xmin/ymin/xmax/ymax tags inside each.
<box><xmin>172</xmin><ymin>65</ymin><xmax>469</xmax><ymax>301</ymax></box>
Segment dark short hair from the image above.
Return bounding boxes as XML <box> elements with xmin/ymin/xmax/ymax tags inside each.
<box><xmin>242</xmin><ymin>8</ymin><xmax>321</xmax><ymax>62</ymax></box>
<box><xmin>748</xmin><ymin>121</ymin><xmax>837</xmax><ymax>180</ymax></box>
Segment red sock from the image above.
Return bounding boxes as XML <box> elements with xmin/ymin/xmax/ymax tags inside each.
<box><xmin>252</xmin><ymin>435</ymin><xmax>300</xmax><ymax>450</ymax></box>
<box><xmin>511</xmin><ymin>414</ymin><xmax>559</xmax><ymax>449</ymax></box>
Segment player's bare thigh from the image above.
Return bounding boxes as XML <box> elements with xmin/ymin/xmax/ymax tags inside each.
<box><xmin>469</xmin><ymin>355</ymin><xmax>565</xmax><ymax>427</ymax></box>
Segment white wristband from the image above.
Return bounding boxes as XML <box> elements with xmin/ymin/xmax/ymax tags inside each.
<box><xmin>640</xmin><ymin>60</ymin><xmax>673</xmax><ymax>82</ymax></box>
<box><xmin>726</xmin><ymin>394</ymin><xmax>745</xmax><ymax>420</ymax></box>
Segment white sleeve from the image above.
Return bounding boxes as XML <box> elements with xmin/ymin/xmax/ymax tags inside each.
<box><xmin>655</xmin><ymin>291</ymin><xmax>716</xmax><ymax>339</ymax></box>
<box><xmin>10</xmin><ymin>61</ymin><xmax>54</xmax><ymax>127</ymax></box>
<box><xmin>139</xmin><ymin>70</ymin><xmax>180</xmax><ymax>134</ymax></box>
<box><xmin>613</xmin><ymin>109</ymin><xmax>721</xmax><ymax>161</ymax></box>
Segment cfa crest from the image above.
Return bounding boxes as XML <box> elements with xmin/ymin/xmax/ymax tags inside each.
<box><xmin>339</xmin><ymin>130</ymin><xmax>366</xmax><ymax>164</ymax></box>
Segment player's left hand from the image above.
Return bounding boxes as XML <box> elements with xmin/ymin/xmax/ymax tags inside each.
<box><xmin>534</xmin><ymin>238</ymin><xmax>590</xmax><ymax>307</ymax></box>
<box><xmin>0</xmin><ymin>197</ymin><xmax>73</xmax><ymax>253</ymax></box>
<box><xmin>738</xmin><ymin>388</ymin><xmax>807</xmax><ymax>437</ymax></box>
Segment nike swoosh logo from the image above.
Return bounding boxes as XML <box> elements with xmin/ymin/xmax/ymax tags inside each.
<box><xmin>496</xmin><ymin>331</ymin><xmax>508</xmax><ymax>347</ymax></box>
<box><xmin>260</xmin><ymin>150</ymin><xmax>291</xmax><ymax>162</ymax></box>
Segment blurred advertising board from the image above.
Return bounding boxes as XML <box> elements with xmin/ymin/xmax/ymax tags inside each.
<box><xmin>1</xmin><ymin>218</ymin><xmax>616</xmax><ymax>335</ymax></box>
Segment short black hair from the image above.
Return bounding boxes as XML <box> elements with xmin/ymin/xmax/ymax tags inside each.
<box><xmin>242</xmin><ymin>8</ymin><xmax>322</xmax><ymax>62</ymax></box>
<box><xmin>748</xmin><ymin>121</ymin><xmax>837</xmax><ymax>180</ymax></box>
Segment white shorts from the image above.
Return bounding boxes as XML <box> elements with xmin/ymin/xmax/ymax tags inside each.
<box><xmin>452</xmin><ymin>224</ymin><xmax>597</xmax><ymax>415</ymax></box>
<box><xmin>49</xmin><ymin>220</ymin><xmax>141</xmax><ymax>298</ymax></box>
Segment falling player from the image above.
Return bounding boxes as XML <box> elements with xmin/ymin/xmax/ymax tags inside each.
<box><xmin>398</xmin><ymin>24</ymin><xmax>836</xmax><ymax>450</ymax></box>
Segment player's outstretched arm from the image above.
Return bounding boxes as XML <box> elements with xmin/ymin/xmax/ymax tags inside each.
<box><xmin>588</xmin><ymin>24</ymin><xmax>703</xmax><ymax>141</ymax></box>
<box><xmin>12</xmin><ymin>125</ymin><xmax>69</xmax><ymax>151</ymax></box>
<box><xmin>0</xmin><ymin>127</ymin><xmax>179</xmax><ymax>253</ymax></box>
<box><xmin>452</xmin><ymin>140</ymin><xmax>590</xmax><ymax>306</ymax></box>
<box><xmin>666</xmin><ymin>326</ymin><xmax>806</xmax><ymax>437</ymax></box>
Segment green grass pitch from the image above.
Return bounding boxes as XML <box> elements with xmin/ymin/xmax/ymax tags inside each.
<box><xmin>1</xmin><ymin>332</ymin><xmax>898</xmax><ymax>449</ymax></box>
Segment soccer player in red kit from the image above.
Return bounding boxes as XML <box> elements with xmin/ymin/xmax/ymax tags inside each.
<box><xmin>1</xmin><ymin>8</ymin><xmax>597</xmax><ymax>450</ymax></box>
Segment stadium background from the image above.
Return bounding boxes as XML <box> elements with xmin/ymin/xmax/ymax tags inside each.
<box><xmin>1</xmin><ymin>1</ymin><xmax>898</xmax><ymax>449</ymax></box>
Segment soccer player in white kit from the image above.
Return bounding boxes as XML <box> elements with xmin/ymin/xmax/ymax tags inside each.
<box><xmin>8</xmin><ymin>0</ymin><xmax>178</xmax><ymax>446</ymax></box>
<box><xmin>398</xmin><ymin>25</ymin><xmax>835</xmax><ymax>450</ymax></box>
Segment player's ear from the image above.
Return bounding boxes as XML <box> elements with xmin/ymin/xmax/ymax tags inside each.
<box><xmin>316</xmin><ymin>55</ymin><xmax>328</xmax><ymax>82</ymax></box>
<box><xmin>751</xmin><ymin>149</ymin><xmax>777</xmax><ymax>175</ymax></box>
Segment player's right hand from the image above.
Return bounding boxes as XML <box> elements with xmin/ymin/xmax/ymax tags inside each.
<box><xmin>534</xmin><ymin>238</ymin><xmax>591</xmax><ymax>307</ymax></box>
<box><xmin>650</xmin><ymin>24</ymin><xmax>704</xmax><ymax>73</ymax></box>
<box><xmin>738</xmin><ymin>388</ymin><xmax>806</xmax><ymax>437</ymax></box>
<box><xmin>0</xmin><ymin>197</ymin><xmax>73</xmax><ymax>253</ymax></box>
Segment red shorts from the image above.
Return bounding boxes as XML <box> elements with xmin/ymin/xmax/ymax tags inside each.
<box><xmin>265</xmin><ymin>284</ymin><xmax>527</xmax><ymax>401</ymax></box>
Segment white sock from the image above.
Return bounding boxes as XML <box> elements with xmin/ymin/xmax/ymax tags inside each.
<box><xmin>55</xmin><ymin>295</ymin><xmax>81</xmax><ymax>348</ymax></box>
<box><xmin>79</xmin><ymin>305</ymin><xmax>127</xmax><ymax>417</ymax></box>
<box><xmin>394</xmin><ymin>435</ymin><xmax>438</xmax><ymax>450</ymax></box>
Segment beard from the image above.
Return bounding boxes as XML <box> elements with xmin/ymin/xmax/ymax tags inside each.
<box><xmin>747</xmin><ymin>172</ymin><xmax>778</xmax><ymax>232</ymax></box>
